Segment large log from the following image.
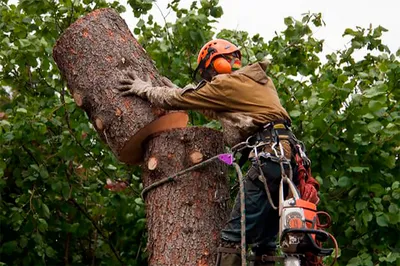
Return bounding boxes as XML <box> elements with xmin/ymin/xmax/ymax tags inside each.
<box><xmin>142</xmin><ymin>127</ymin><xmax>230</xmax><ymax>266</ymax></box>
<box><xmin>53</xmin><ymin>8</ymin><xmax>188</xmax><ymax>164</ymax></box>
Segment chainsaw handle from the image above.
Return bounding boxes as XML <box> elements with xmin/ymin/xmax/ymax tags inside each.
<box><xmin>281</xmin><ymin>228</ymin><xmax>334</xmax><ymax>257</ymax></box>
<box><xmin>279</xmin><ymin>176</ymin><xmax>300</xmax><ymax>216</ymax></box>
<box><xmin>316</xmin><ymin>211</ymin><xmax>332</xmax><ymax>229</ymax></box>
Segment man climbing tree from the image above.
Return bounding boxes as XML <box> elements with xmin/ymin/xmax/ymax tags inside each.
<box><xmin>117</xmin><ymin>39</ymin><xmax>326</xmax><ymax>265</ymax></box>
<box><xmin>1</xmin><ymin>0</ymin><xmax>399</xmax><ymax>264</ymax></box>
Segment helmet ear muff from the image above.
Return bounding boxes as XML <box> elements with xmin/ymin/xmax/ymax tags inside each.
<box><xmin>212</xmin><ymin>57</ymin><xmax>232</xmax><ymax>74</ymax></box>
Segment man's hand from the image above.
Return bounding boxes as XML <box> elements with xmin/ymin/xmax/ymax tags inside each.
<box><xmin>161</xmin><ymin>77</ymin><xmax>195</xmax><ymax>91</ymax></box>
<box><xmin>117</xmin><ymin>71</ymin><xmax>152</xmax><ymax>97</ymax></box>
<box><xmin>160</xmin><ymin>76</ymin><xmax>177</xmax><ymax>88</ymax></box>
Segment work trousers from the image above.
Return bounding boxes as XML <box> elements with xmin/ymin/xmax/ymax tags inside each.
<box><xmin>221</xmin><ymin>159</ymin><xmax>288</xmax><ymax>247</ymax></box>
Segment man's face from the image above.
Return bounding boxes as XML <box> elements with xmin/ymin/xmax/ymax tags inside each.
<box><xmin>223</xmin><ymin>52</ymin><xmax>242</xmax><ymax>71</ymax></box>
<box><xmin>200</xmin><ymin>51</ymin><xmax>242</xmax><ymax>81</ymax></box>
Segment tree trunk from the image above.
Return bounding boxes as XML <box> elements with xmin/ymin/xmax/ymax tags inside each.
<box><xmin>52</xmin><ymin>8</ymin><xmax>188</xmax><ymax>165</ymax></box>
<box><xmin>142</xmin><ymin>127</ymin><xmax>230</xmax><ymax>266</ymax></box>
<box><xmin>53</xmin><ymin>8</ymin><xmax>231</xmax><ymax>265</ymax></box>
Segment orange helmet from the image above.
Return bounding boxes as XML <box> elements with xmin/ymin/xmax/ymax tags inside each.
<box><xmin>193</xmin><ymin>39</ymin><xmax>241</xmax><ymax>80</ymax></box>
<box><xmin>197</xmin><ymin>39</ymin><xmax>240</xmax><ymax>68</ymax></box>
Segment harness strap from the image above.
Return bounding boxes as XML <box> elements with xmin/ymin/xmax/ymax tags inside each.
<box><xmin>247</xmin><ymin>122</ymin><xmax>291</xmax><ymax>146</ymax></box>
<box><xmin>242</xmin><ymin>121</ymin><xmax>294</xmax><ymax>210</ymax></box>
<box><xmin>239</xmin><ymin>121</ymin><xmax>292</xmax><ymax>166</ymax></box>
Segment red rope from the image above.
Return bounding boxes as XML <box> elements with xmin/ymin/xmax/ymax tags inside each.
<box><xmin>294</xmin><ymin>153</ymin><xmax>338</xmax><ymax>266</ymax></box>
<box><xmin>295</xmin><ymin>154</ymin><xmax>320</xmax><ymax>204</ymax></box>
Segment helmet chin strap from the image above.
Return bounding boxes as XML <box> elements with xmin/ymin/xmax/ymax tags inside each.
<box><xmin>200</xmin><ymin>67</ymin><xmax>218</xmax><ymax>82</ymax></box>
<box><xmin>192</xmin><ymin>47</ymin><xmax>217</xmax><ymax>82</ymax></box>
<box><xmin>192</xmin><ymin>62</ymin><xmax>205</xmax><ymax>82</ymax></box>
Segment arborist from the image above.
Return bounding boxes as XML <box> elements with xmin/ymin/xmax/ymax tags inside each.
<box><xmin>117</xmin><ymin>39</ymin><xmax>320</xmax><ymax>265</ymax></box>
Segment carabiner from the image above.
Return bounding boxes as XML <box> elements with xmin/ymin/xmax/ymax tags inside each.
<box><xmin>245</xmin><ymin>135</ymin><xmax>258</xmax><ymax>149</ymax></box>
<box><xmin>297</xmin><ymin>144</ymin><xmax>311</xmax><ymax>166</ymax></box>
<box><xmin>278</xmin><ymin>142</ymin><xmax>286</xmax><ymax>159</ymax></box>
<box><xmin>271</xmin><ymin>142</ymin><xmax>279</xmax><ymax>157</ymax></box>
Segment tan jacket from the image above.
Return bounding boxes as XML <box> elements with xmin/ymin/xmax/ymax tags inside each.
<box><xmin>145</xmin><ymin>60</ymin><xmax>291</xmax><ymax>146</ymax></box>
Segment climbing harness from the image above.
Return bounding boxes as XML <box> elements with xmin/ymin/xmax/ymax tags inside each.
<box><xmin>245</xmin><ymin>121</ymin><xmax>295</xmax><ymax>211</ymax></box>
<box><xmin>250</xmin><ymin>122</ymin><xmax>338</xmax><ymax>266</ymax></box>
<box><xmin>235</xmin><ymin>122</ymin><xmax>338</xmax><ymax>266</ymax></box>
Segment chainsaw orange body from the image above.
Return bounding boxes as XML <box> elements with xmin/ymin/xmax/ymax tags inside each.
<box><xmin>279</xmin><ymin>177</ymin><xmax>335</xmax><ymax>263</ymax></box>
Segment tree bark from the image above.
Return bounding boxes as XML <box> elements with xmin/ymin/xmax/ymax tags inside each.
<box><xmin>53</xmin><ymin>8</ymin><xmax>231</xmax><ymax>265</ymax></box>
<box><xmin>53</xmin><ymin>8</ymin><xmax>188</xmax><ymax>165</ymax></box>
<box><xmin>142</xmin><ymin>127</ymin><xmax>230</xmax><ymax>266</ymax></box>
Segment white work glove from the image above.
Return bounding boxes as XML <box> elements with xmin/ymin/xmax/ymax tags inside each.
<box><xmin>160</xmin><ymin>76</ymin><xmax>196</xmax><ymax>91</ymax></box>
<box><xmin>117</xmin><ymin>71</ymin><xmax>185</xmax><ymax>108</ymax></box>
<box><xmin>159</xmin><ymin>76</ymin><xmax>178</xmax><ymax>88</ymax></box>
<box><xmin>117</xmin><ymin>71</ymin><xmax>153</xmax><ymax>98</ymax></box>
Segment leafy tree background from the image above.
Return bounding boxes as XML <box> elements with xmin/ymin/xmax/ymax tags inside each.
<box><xmin>0</xmin><ymin>0</ymin><xmax>399</xmax><ymax>265</ymax></box>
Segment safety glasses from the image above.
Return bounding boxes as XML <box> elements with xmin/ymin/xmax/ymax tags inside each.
<box><xmin>223</xmin><ymin>52</ymin><xmax>242</xmax><ymax>71</ymax></box>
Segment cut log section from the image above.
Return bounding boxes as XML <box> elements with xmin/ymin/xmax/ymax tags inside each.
<box><xmin>142</xmin><ymin>127</ymin><xmax>230</xmax><ymax>266</ymax></box>
<box><xmin>53</xmin><ymin>8</ymin><xmax>188</xmax><ymax>164</ymax></box>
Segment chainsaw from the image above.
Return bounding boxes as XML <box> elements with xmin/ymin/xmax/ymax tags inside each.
<box><xmin>278</xmin><ymin>176</ymin><xmax>338</xmax><ymax>266</ymax></box>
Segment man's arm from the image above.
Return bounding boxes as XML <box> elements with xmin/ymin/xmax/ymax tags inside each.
<box><xmin>117</xmin><ymin>71</ymin><xmax>230</xmax><ymax>111</ymax></box>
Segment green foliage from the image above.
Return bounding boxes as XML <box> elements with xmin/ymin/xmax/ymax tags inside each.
<box><xmin>1</xmin><ymin>1</ymin><xmax>145</xmax><ymax>265</ymax></box>
<box><xmin>1</xmin><ymin>1</ymin><xmax>399</xmax><ymax>266</ymax></box>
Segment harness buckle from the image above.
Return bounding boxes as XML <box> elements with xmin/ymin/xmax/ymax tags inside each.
<box><xmin>261</xmin><ymin>254</ymin><xmax>271</xmax><ymax>262</ymax></box>
<box><xmin>296</xmin><ymin>144</ymin><xmax>311</xmax><ymax>166</ymax></box>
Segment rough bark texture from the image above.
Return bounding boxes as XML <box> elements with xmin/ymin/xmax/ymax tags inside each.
<box><xmin>142</xmin><ymin>127</ymin><xmax>230</xmax><ymax>266</ymax></box>
<box><xmin>53</xmin><ymin>8</ymin><xmax>231</xmax><ymax>265</ymax></box>
<box><xmin>53</xmin><ymin>8</ymin><xmax>188</xmax><ymax>164</ymax></box>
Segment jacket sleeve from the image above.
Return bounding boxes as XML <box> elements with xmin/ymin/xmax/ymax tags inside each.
<box><xmin>143</xmin><ymin>76</ymin><xmax>232</xmax><ymax>111</ymax></box>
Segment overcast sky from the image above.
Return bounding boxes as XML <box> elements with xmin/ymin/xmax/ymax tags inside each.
<box><xmin>120</xmin><ymin>0</ymin><xmax>399</xmax><ymax>55</ymax></box>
